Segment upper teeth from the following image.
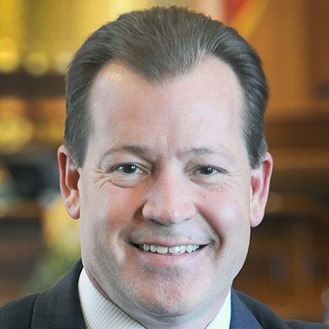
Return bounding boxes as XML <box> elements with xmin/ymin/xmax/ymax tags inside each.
<box><xmin>141</xmin><ymin>244</ymin><xmax>200</xmax><ymax>254</ymax></box>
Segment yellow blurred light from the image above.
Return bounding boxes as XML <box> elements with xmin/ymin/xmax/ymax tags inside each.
<box><xmin>0</xmin><ymin>37</ymin><xmax>20</xmax><ymax>72</ymax></box>
<box><xmin>53</xmin><ymin>50</ymin><xmax>73</xmax><ymax>74</ymax></box>
<box><xmin>0</xmin><ymin>112</ymin><xmax>34</xmax><ymax>154</ymax></box>
<box><xmin>23</xmin><ymin>51</ymin><xmax>49</xmax><ymax>76</ymax></box>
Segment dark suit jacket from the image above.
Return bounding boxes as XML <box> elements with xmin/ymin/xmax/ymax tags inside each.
<box><xmin>1</xmin><ymin>261</ymin><xmax>328</xmax><ymax>329</ymax></box>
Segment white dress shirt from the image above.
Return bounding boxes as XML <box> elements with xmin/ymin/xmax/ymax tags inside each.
<box><xmin>78</xmin><ymin>268</ymin><xmax>231</xmax><ymax>329</ymax></box>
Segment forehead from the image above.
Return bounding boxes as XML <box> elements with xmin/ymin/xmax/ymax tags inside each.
<box><xmin>88</xmin><ymin>57</ymin><xmax>245</xmax><ymax>153</ymax></box>
<box><xmin>90</xmin><ymin>56</ymin><xmax>244</xmax><ymax>115</ymax></box>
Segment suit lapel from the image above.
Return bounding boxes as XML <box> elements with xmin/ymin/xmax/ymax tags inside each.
<box><xmin>31</xmin><ymin>261</ymin><xmax>86</xmax><ymax>329</ymax></box>
<box><xmin>230</xmin><ymin>290</ymin><xmax>263</xmax><ymax>329</ymax></box>
<box><xmin>230</xmin><ymin>290</ymin><xmax>292</xmax><ymax>329</ymax></box>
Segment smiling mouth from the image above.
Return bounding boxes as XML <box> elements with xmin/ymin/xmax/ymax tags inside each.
<box><xmin>138</xmin><ymin>244</ymin><xmax>202</xmax><ymax>255</ymax></box>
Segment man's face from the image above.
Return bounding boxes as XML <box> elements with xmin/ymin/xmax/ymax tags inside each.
<box><xmin>59</xmin><ymin>57</ymin><xmax>272</xmax><ymax>327</ymax></box>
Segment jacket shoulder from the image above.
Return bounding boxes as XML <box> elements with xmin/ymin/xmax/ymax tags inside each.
<box><xmin>285</xmin><ymin>320</ymin><xmax>329</xmax><ymax>329</ymax></box>
<box><xmin>234</xmin><ymin>290</ymin><xmax>329</xmax><ymax>329</ymax></box>
<box><xmin>0</xmin><ymin>261</ymin><xmax>85</xmax><ymax>329</ymax></box>
<box><xmin>0</xmin><ymin>293</ymin><xmax>39</xmax><ymax>329</ymax></box>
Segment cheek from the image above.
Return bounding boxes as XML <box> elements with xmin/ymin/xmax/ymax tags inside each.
<box><xmin>79</xmin><ymin>184</ymin><xmax>141</xmax><ymax>242</ymax></box>
<box><xmin>78</xmin><ymin>182</ymin><xmax>111</xmax><ymax>248</ymax></box>
<box><xmin>198</xmin><ymin>185</ymin><xmax>251</xmax><ymax>236</ymax></box>
<box><xmin>79</xmin><ymin>192</ymin><xmax>125</xmax><ymax>269</ymax></box>
<box><xmin>198</xmin><ymin>188</ymin><xmax>252</xmax><ymax>280</ymax></box>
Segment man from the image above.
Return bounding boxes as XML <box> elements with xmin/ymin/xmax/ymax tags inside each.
<box><xmin>0</xmin><ymin>6</ymin><xmax>327</xmax><ymax>329</ymax></box>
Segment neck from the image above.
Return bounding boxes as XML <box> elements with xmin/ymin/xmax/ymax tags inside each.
<box><xmin>124</xmin><ymin>291</ymin><xmax>230</xmax><ymax>329</ymax></box>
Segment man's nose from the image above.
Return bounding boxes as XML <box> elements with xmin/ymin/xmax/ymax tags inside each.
<box><xmin>142</xmin><ymin>170</ymin><xmax>196</xmax><ymax>225</ymax></box>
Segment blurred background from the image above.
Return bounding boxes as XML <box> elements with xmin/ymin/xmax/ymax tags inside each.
<box><xmin>0</xmin><ymin>0</ymin><xmax>329</xmax><ymax>323</ymax></box>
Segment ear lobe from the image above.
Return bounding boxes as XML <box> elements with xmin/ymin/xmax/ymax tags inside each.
<box><xmin>57</xmin><ymin>145</ymin><xmax>81</xmax><ymax>219</ymax></box>
<box><xmin>250</xmin><ymin>152</ymin><xmax>273</xmax><ymax>227</ymax></box>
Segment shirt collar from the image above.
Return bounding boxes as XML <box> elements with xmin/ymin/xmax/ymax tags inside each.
<box><xmin>78</xmin><ymin>267</ymin><xmax>231</xmax><ymax>329</ymax></box>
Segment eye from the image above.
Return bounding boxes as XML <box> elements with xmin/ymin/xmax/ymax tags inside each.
<box><xmin>195</xmin><ymin>166</ymin><xmax>221</xmax><ymax>176</ymax></box>
<box><xmin>113</xmin><ymin>163</ymin><xmax>145</xmax><ymax>175</ymax></box>
<box><xmin>189</xmin><ymin>165</ymin><xmax>227</xmax><ymax>186</ymax></box>
<box><xmin>106</xmin><ymin>162</ymin><xmax>150</xmax><ymax>188</ymax></box>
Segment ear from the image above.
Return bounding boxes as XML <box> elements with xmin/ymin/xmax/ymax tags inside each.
<box><xmin>250</xmin><ymin>152</ymin><xmax>273</xmax><ymax>227</ymax></box>
<box><xmin>57</xmin><ymin>145</ymin><xmax>81</xmax><ymax>219</ymax></box>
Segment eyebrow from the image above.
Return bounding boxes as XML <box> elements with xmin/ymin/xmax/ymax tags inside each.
<box><xmin>102</xmin><ymin>144</ymin><xmax>234</xmax><ymax>162</ymax></box>
<box><xmin>186</xmin><ymin>147</ymin><xmax>216</xmax><ymax>155</ymax></box>
<box><xmin>102</xmin><ymin>145</ymin><xmax>150</xmax><ymax>158</ymax></box>
<box><xmin>184</xmin><ymin>147</ymin><xmax>236</xmax><ymax>163</ymax></box>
